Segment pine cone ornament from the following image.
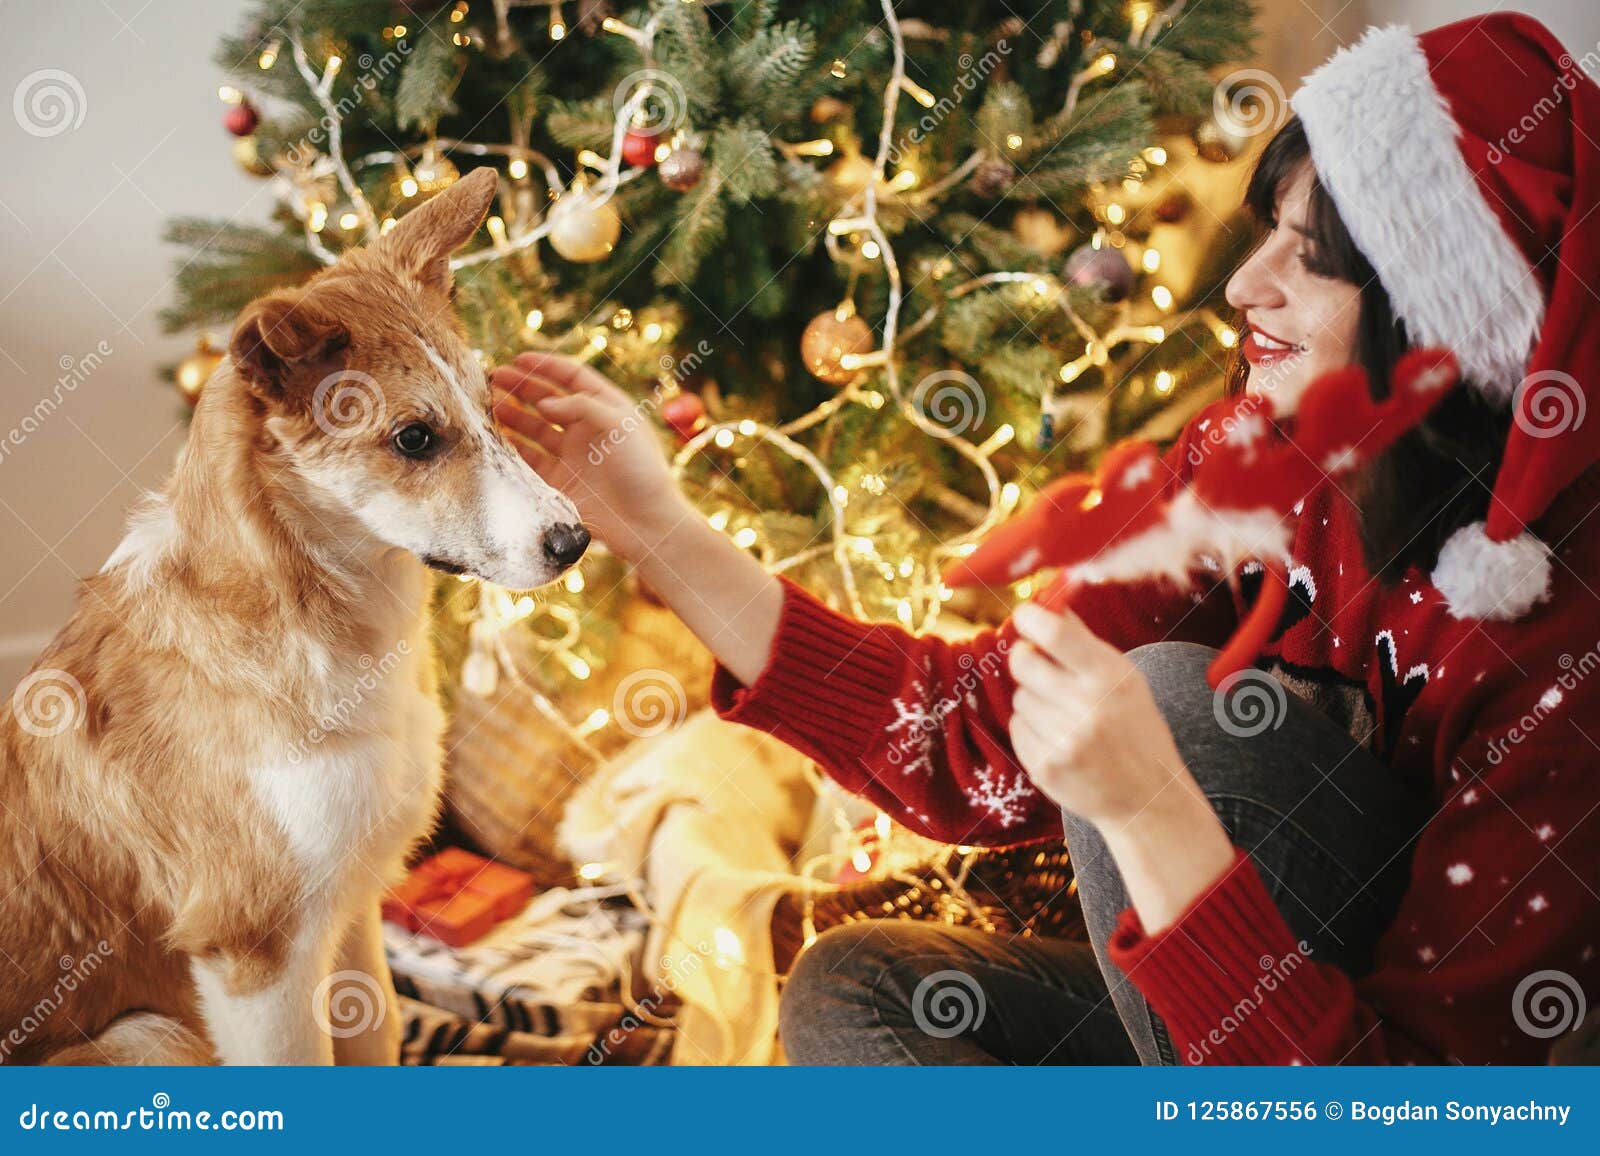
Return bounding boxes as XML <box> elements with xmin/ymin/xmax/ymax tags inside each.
<box><xmin>967</xmin><ymin>158</ymin><xmax>1016</xmax><ymax>199</ymax></box>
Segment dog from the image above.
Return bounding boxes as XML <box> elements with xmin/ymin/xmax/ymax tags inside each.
<box><xmin>0</xmin><ymin>167</ymin><xmax>588</xmax><ymax>1065</ymax></box>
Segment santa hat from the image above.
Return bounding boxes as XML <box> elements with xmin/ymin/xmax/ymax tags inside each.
<box><xmin>1290</xmin><ymin>14</ymin><xmax>1600</xmax><ymax>620</ymax></box>
<box><xmin>944</xmin><ymin>350</ymin><xmax>1459</xmax><ymax>686</ymax></box>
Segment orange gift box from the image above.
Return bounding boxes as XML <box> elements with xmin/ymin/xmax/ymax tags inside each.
<box><xmin>382</xmin><ymin>847</ymin><xmax>534</xmax><ymax>947</ymax></box>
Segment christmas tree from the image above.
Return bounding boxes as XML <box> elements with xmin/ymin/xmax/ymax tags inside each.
<box><xmin>165</xmin><ymin>1</ymin><xmax>1267</xmax><ymax>1033</ymax></box>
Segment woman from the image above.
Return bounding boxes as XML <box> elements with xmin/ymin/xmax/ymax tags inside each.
<box><xmin>492</xmin><ymin>14</ymin><xmax>1600</xmax><ymax>1064</ymax></box>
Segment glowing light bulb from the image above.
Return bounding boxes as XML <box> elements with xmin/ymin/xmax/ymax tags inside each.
<box><xmin>564</xmin><ymin>569</ymin><xmax>585</xmax><ymax>593</ymax></box>
<box><xmin>1143</xmin><ymin>145</ymin><xmax>1168</xmax><ymax>166</ymax></box>
<box><xmin>525</xmin><ymin>309</ymin><xmax>543</xmax><ymax>330</ymax></box>
<box><xmin>1142</xmin><ymin>248</ymin><xmax>1161</xmax><ymax>273</ymax></box>
<box><xmin>400</xmin><ymin>176</ymin><xmax>419</xmax><ymax>198</ymax></box>
<box><xmin>1005</xmin><ymin>133</ymin><xmax>1023</xmax><ymax>151</ymax></box>
<box><xmin>642</xmin><ymin>322</ymin><xmax>663</xmax><ymax>342</ymax></box>
<box><xmin>732</xmin><ymin>527</ymin><xmax>758</xmax><ymax>549</ymax></box>
<box><xmin>1151</xmin><ymin>284</ymin><xmax>1174</xmax><ymax>310</ymax></box>
<box><xmin>338</xmin><ymin>211</ymin><xmax>360</xmax><ymax>231</ymax></box>
<box><xmin>508</xmin><ymin>158</ymin><xmax>529</xmax><ymax>180</ymax></box>
<box><xmin>861</xmin><ymin>239</ymin><xmax>881</xmax><ymax>260</ymax></box>
<box><xmin>1154</xmin><ymin>370</ymin><xmax>1175</xmax><ymax>394</ymax></box>
<box><xmin>1217</xmin><ymin>325</ymin><xmax>1239</xmax><ymax>349</ymax></box>
<box><xmin>714</xmin><ymin>429</ymin><xmax>735</xmax><ymax>449</ymax></box>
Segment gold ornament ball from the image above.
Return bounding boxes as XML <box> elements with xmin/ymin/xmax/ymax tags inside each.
<box><xmin>176</xmin><ymin>335</ymin><xmax>224</xmax><ymax>406</ymax></box>
<box><xmin>800</xmin><ymin>310</ymin><xmax>873</xmax><ymax>386</ymax></box>
<box><xmin>547</xmin><ymin>189</ymin><xmax>622</xmax><ymax>263</ymax></box>
<box><xmin>232</xmin><ymin>135</ymin><xmax>274</xmax><ymax>176</ymax></box>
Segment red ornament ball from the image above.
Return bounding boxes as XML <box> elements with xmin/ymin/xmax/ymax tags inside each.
<box><xmin>661</xmin><ymin>391</ymin><xmax>708</xmax><ymax>441</ymax></box>
<box><xmin>223</xmin><ymin>100</ymin><xmax>260</xmax><ymax>138</ymax></box>
<box><xmin>622</xmin><ymin>128</ymin><xmax>662</xmax><ymax>168</ymax></box>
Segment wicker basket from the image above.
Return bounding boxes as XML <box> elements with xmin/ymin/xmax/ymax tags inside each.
<box><xmin>443</xmin><ymin>596</ymin><xmax>713</xmax><ymax>887</ymax></box>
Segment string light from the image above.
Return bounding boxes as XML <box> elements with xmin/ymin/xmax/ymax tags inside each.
<box><xmin>525</xmin><ymin>309</ymin><xmax>544</xmax><ymax>330</ymax></box>
<box><xmin>550</xmin><ymin>3</ymin><xmax>567</xmax><ymax>40</ymax></box>
<box><xmin>508</xmin><ymin>157</ymin><xmax>529</xmax><ymax>179</ymax></box>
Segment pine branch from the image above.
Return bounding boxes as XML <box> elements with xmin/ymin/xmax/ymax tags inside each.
<box><xmin>395</xmin><ymin>32</ymin><xmax>462</xmax><ymax>131</ymax></box>
<box><xmin>728</xmin><ymin>22</ymin><xmax>816</xmax><ymax>125</ymax></box>
<box><xmin>159</xmin><ymin>219</ymin><xmax>321</xmax><ymax>331</ymax></box>
<box><xmin>712</xmin><ymin>122</ymin><xmax>778</xmax><ymax>204</ymax></box>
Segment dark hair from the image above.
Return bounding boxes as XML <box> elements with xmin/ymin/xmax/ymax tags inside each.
<box><xmin>1234</xmin><ymin>116</ymin><xmax>1510</xmax><ymax>583</ymax></box>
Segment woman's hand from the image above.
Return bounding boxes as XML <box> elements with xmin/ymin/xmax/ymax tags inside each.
<box><xmin>490</xmin><ymin>352</ymin><xmax>690</xmax><ymax>564</ymax></box>
<box><xmin>1008</xmin><ymin>601</ymin><xmax>1238</xmax><ymax>932</ymax></box>
<box><xmin>1006</xmin><ymin>601</ymin><xmax>1196</xmax><ymax>829</ymax></box>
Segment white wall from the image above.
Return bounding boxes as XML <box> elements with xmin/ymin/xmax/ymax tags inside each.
<box><xmin>0</xmin><ymin>0</ymin><xmax>259</xmax><ymax>687</ymax></box>
<box><xmin>2</xmin><ymin>1</ymin><xmax>1599</xmax><ymax>690</ymax></box>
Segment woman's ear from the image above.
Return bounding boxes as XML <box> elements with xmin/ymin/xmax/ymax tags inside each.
<box><xmin>375</xmin><ymin>166</ymin><xmax>498</xmax><ymax>296</ymax></box>
<box><xmin>229</xmin><ymin>290</ymin><xmax>349</xmax><ymax>400</ymax></box>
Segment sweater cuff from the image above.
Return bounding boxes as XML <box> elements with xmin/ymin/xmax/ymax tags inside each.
<box><xmin>1107</xmin><ymin>850</ymin><xmax>1349</xmax><ymax>1065</ymax></box>
<box><xmin>710</xmin><ymin>578</ymin><xmax>906</xmax><ymax>770</ymax></box>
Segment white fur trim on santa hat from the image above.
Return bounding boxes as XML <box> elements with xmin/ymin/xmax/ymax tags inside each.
<box><xmin>1290</xmin><ymin>25</ymin><xmax>1543</xmax><ymax>399</ymax></box>
<box><xmin>1430</xmin><ymin>520</ymin><xmax>1553</xmax><ymax>620</ymax></box>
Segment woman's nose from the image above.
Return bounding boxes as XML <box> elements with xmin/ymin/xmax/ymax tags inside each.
<box><xmin>1225</xmin><ymin>243</ymin><xmax>1279</xmax><ymax>314</ymax></box>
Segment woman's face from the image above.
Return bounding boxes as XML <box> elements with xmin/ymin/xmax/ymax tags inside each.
<box><xmin>1225</xmin><ymin>163</ymin><xmax>1363</xmax><ymax>407</ymax></box>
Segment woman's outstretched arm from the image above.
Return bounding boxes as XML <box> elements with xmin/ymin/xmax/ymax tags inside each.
<box><xmin>492</xmin><ymin>353</ymin><xmax>1237</xmax><ymax>846</ymax></box>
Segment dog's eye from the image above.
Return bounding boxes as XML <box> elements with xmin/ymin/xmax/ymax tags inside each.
<box><xmin>392</xmin><ymin>422</ymin><xmax>436</xmax><ymax>459</ymax></box>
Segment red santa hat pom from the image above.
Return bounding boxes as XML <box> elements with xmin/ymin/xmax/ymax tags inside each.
<box><xmin>1430</xmin><ymin>521</ymin><xmax>1553</xmax><ymax>621</ymax></box>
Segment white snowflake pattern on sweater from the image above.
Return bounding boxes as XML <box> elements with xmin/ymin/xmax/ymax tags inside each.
<box><xmin>885</xmin><ymin>678</ymin><xmax>939</xmax><ymax>777</ymax></box>
<box><xmin>964</xmin><ymin>763</ymin><xmax>1038</xmax><ymax>829</ymax></box>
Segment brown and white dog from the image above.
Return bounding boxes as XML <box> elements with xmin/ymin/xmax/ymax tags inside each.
<box><xmin>0</xmin><ymin>168</ymin><xmax>587</xmax><ymax>1065</ymax></box>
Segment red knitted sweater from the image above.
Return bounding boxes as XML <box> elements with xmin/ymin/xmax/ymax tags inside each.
<box><xmin>710</xmin><ymin>412</ymin><xmax>1600</xmax><ymax>1065</ymax></box>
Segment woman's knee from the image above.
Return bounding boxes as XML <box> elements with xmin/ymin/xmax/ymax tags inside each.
<box><xmin>779</xmin><ymin>921</ymin><xmax>893</xmax><ymax>1062</ymax></box>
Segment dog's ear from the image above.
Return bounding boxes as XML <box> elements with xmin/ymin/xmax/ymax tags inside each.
<box><xmin>377</xmin><ymin>166</ymin><xmax>498</xmax><ymax>296</ymax></box>
<box><xmin>230</xmin><ymin>290</ymin><xmax>350</xmax><ymax>399</ymax></box>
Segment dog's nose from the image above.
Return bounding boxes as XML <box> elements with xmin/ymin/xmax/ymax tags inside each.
<box><xmin>542</xmin><ymin>523</ymin><xmax>590</xmax><ymax>567</ymax></box>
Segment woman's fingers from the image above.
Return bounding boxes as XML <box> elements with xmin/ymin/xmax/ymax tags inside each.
<box><xmin>1008</xmin><ymin>639</ymin><xmax>1069</xmax><ymax>690</ymax></box>
<box><xmin>1012</xmin><ymin>601</ymin><xmax>1096</xmax><ymax>666</ymax></box>
<box><xmin>489</xmin><ymin>364</ymin><xmax>570</xmax><ymax>407</ymax></box>
<box><xmin>511</xmin><ymin>352</ymin><xmax>630</xmax><ymax>406</ymax></box>
<box><xmin>502</xmin><ymin>427</ymin><xmax>560</xmax><ymax>476</ymax></box>
<box><xmin>492</xmin><ymin>399</ymin><xmax>566</xmax><ymax>464</ymax></box>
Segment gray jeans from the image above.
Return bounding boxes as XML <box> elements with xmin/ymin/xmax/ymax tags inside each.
<box><xmin>779</xmin><ymin>642</ymin><xmax>1427</xmax><ymax>1065</ymax></box>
